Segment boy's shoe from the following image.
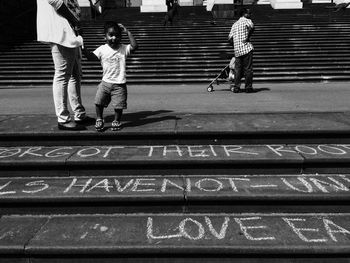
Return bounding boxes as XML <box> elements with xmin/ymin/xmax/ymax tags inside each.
<box><xmin>111</xmin><ymin>121</ymin><xmax>122</xmax><ymax>131</ymax></box>
<box><xmin>58</xmin><ymin>122</ymin><xmax>86</xmax><ymax>131</ymax></box>
<box><xmin>95</xmin><ymin>119</ymin><xmax>104</xmax><ymax>132</ymax></box>
<box><xmin>245</xmin><ymin>88</ymin><xmax>254</xmax><ymax>93</ymax></box>
<box><xmin>75</xmin><ymin>116</ymin><xmax>95</xmax><ymax>125</ymax></box>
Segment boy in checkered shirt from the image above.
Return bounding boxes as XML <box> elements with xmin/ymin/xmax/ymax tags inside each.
<box><xmin>228</xmin><ymin>8</ymin><xmax>254</xmax><ymax>93</ymax></box>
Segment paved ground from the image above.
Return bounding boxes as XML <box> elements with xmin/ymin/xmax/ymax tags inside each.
<box><xmin>1</xmin><ymin>82</ymin><xmax>350</xmax><ymax>115</ymax></box>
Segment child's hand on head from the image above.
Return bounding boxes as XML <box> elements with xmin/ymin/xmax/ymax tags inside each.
<box><xmin>118</xmin><ymin>23</ymin><xmax>128</xmax><ymax>33</ymax></box>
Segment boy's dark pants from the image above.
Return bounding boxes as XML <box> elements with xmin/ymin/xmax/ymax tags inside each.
<box><xmin>234</xmin><ymin>51</ymin><xmax>253</xmax><ymax>89</ymax></box>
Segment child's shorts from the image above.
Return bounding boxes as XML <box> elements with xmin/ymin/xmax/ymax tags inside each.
<box><xmin>94</xmin><ymin>81</ymin><xmax>127</xmax><ymax>109</ymax></box>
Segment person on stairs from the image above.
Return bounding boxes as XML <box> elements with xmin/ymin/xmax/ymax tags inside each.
<box><xmin>228</xmin><ymin>7</ymin><xmax>254</xmax><ymax>93</ymax></box>
<box><xmin>36</xmin><ymin>0</ymin><xmax>93</xmax><ymax>130</ymax></box>
<box><xmin>166</xmin><ymin>0</ymin><xmax>175</xmax><ymax>11</ymax></box>
<box><xmin>82</xmin><ymin>21</ymin><xmax>138</xmax><ymax>132</ymax></box>
<box><xmin>164</xmin><ymin>0</ymin><xmax>180</xmax><ymax>26</ymax></box>
<box><xmin>206</xmin><ymin>0</ymin><xmax>217</xmax><ymax>25</ymax></box>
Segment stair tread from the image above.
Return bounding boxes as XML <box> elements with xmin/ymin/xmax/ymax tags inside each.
<box><xmin>1</xmin><ymin>112</ymin><xmax>350</xmax><ymax>136</ymax></box>
<box><xmin>2</xmin><ymin>213</ymin><xmax>350</xmax><ymax>255</ymax></box>
<box><xmin>3</xmin><ymin>143</ymin><xmax>350</xmax><ymax>176</ymax></box>
<box><xmin>0</xmin><ymin>174</ymin><xmax>349</xmax><ymax>203</ymax></box>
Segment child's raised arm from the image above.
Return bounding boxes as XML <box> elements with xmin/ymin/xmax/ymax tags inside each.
<box><xmin>118</xmin><ymin>23</ymin><xmax>138</xmax><ymax>51</ymax></box>
<box><xmin>82</xmin><ymin>46</ymin><xmax>99</xmax><ymax>61</ymax></box>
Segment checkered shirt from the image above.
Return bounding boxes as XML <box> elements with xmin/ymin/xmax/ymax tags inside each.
<box><xmin>229</xmin><ymin>17</ymin><xmax>254</xmax><ymax>57</ymax></box>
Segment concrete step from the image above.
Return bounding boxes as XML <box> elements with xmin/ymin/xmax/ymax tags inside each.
<box><xmin>2</xmin><ymin>112</ymin><xmax>350</xmax><ymax>145</ymax></box>
<box><xmin>2</xmin><ymin>143</ymin><xmax>350</xmax><ymax>176</ymax></box>
<box><xmin>1</xmin><ymin>213</ymin><xmax>350</xmax><ymax>261</ymax></box>
<box><xmin>0</xmin><ymin>174</ymin><xmax>349</xmax><ymax>215</ymax></box>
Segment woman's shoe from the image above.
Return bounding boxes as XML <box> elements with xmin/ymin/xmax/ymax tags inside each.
<box><xmin>58</xmin><ymin>121</ymin><xmax>85</xmax><ymax>131</ymax></box>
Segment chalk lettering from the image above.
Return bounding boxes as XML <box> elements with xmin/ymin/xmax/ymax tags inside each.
<box><xmin>131</xmin><ymin>178</ymin><xmax>156</xmax><ymax>192</ymax></box>
<box><xmin>323</xmin><ymin>218</ymin><xmax>350</xmax><ymax>242</ymax></box>
<box><xmin>114</xmin><ymin>179</ymin><xmax>134</xmax><ymax>192</ymax></box>
<box><xmin>209</xmin><ymin>145</ymin><xmax>218</xmax><ymax>157</ymax></box>
<box><xmin>309</xmin><ymin>177</ymin><xmax>349</xmax><ymax>193</ymax></box>
<box><xmin>64</xmin><ymin>178</ymin><xmax>92</xmax><ymax>193</ymax></box>
<box><xmin>219</xmin><ymin>177</ymin><xmax>250</xmax><ymax>192</ymax></box>
<box><xmin>339</xmin><ymin>174</ymin><xmax>350</xmax><ymax>183</ymax></box>
<box><xmin>1</xmin><ymin>175</ymin><xmax>350</xmax><ymax>197</ymax></box>
<box><xmin>86</xmin><ymin>179</ymin><xmax>113</xmax><ymax>193</ymax></box>
<box><xmin>163</xmin><ymin>145</ymin><xmax>183</xmax><ymax>157</ymax></box>
<box><xmin>281</xmin><ymin>177</ymin><xmax>314</xmax><ymax>193</ymax></box>
<box><xmin>266</xmin><ymin>145</ymin><xmax>296</xmax><ymax>157</ymax></box>
<box><xmin>18</xmin><ymin>147</ymin><xmax>43</xmax><ymax>158</ymax></box>
<box><xmin>45</xmin><ymin>147</ymin><xmax>73</xmax><ymax>158</ymax></box>
<box><xmin>0</xmin><ymin>148</ymin><xmax>20</xmax><ymax>159</ymax></box>
<box><xmin>77</xmin><ymin>147</ymin><xmax>101</xmax><ymax>158</ymax></box>
<box><xmin>161</xmin><ymin>179</ymin><xmax>184</xmax><ymax>193</ymax></box>
<box><xmin>234</xmin><ymin>217</ymin><xmax>275</xmax><ymax>241</ymax></box>
<box><xmin>318</xmin><ymin>145</ymin><xmax>347</xmax><ymax>155</ymax></box>
<box><xmin>179</xmin><ymin>218</ymin><xmax>205</xmax><ymax>240</ymax></box>
<box><xmin>186</xmin><ymin>178</ymin><xmax>192</xmax><ymax>192</ymax></box>
<box><xmin>223</xmin><ymin>145</ymin><xmax>259</xmax><ymax>156</ymax></box>
<box><xmin>2</xmin><ymin>144</ymin><xmax>350</xmax><ymax>161</ymax></box>
<box><xmin>195</xmin><ymin>178</ymin><xmax>224</xmax><ymax>192</ymax></box>
<box><xmin>294</xmin><ymin>145</ymin><xmax>317</xmax><ymax>155</ymax></box>
<box><xmin>138</xmin><ymin>146</ymin><xmax>163</xmax><ymax>157</ymax></box>
<box><xmin>0</xmin><ymin>181</ymin><xmax>15</xmax><ymax>195</ymax></box>
<box><xmin>102</xmin><ymin>146</ymin><xmax>125</xmax><ymax>158</ymax></box>
<box><xmin>205</xmin><ymin>216</ymin><xmax>230</xmax><ymax>239</ymax></box>
<box><xmin>187</xmin><ymin>146</ymin><xmax>209</xmax><ymax>157</ymax></box>
<box><xmin>146</xmin><ymin>217</ymin><xmax>182</xmax><ymax>240</ymax></box>
<box><xmin>282</xmin><ymin>218</ymin><xmax>327</xmax><ymax>242</ymax></box>
<box><xmin>22</xmin><ymin>180</ymin><xmax>49</xmax><ymax>194</ymax></box>
<box><xmin>336</xmin><ymin>144</ymin><xmax>350</xmax><ymax>151</ymax></box>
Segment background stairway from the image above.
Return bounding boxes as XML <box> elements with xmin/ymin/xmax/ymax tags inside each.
<box><xmin>1</xmin><ymin>113</ymin><xmax>350</xmax><ymax>261</ymax></box>
<box><xmin>1</xmin><ymin>4</ymin><xmax>350</xmax><ymax>87</ymax></box>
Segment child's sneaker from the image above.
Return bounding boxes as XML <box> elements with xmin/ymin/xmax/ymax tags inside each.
<box><xmin>95</xmin><ymin>119</ymin><xmax>104</xmax><ymax>132</ymax></box>
<box><xmin>111</xmin><ymin>120</ymin><xmax>122</xmax><ymax>131</ymax></box>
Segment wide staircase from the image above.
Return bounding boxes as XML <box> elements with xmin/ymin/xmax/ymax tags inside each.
<box><xmin>1</xmin><ymin>112</ymin><xmax>350</xmax><ymax>261</ymax></box>
<box><xmin>1</xmin><ymin>4</ymin><xmax>350</xmax><ymax>87</ymax></box>
<box><xmin>1</xmin><ymin>3</ymin><xmax>350</xmax><ymax>261</ymax></box>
